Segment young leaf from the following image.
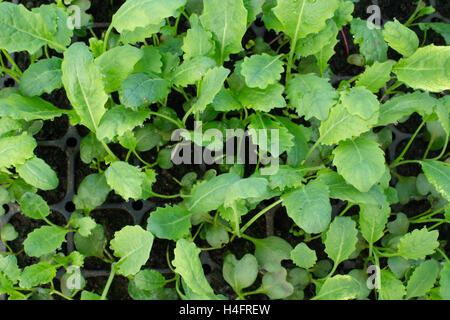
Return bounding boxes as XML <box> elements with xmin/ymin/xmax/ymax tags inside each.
<box><xmin>287</xmin><ymin>74</ymin><xmax>338</xmax><ymax>121</ymax></box>
<box><xmin>110</xmin><ymin>225</ymin><xmax>154</xmax><ymax>276</ymax></box>
<box><xmin>0</xmin><ymin>94</ymin><xmax>63</xmax><ymax>121</ymax></box>
<box><xmin>73</xmin><ymin>173</ymin><xmax>110</xmax><ymax>212</ymax></box>
<box><xmin>397</xmin><ymin>227</ymin><xmax>439</xmax><ymax>260</ymax></box>
<box><xmin>19</xmin><ymin>192</ymin><xmax>50</xmax><ymax>220</ymax></box>
<box><xmin>258</xmin><ymin>268</ymin><xmax>294</xmax><ymax>299</ymax></box>
<box><xmin>61</xmin><ymin>42</ymin><xmax>108</xmax><ymax>132</ymax></box>
<box><xmin>440</xmin><ymin>262</ymin><xmax>450</xmax><ymax>300</ymax></box>
<box><xmin>377</xmin><ymin>92</ymin><xmax>438</xmax><ymax>126</ymax></box>
<box><xmin>200</xmin><ymin>0</ymin><xmax>247</xmax><ymax>63</ymax></box>
<box><xmin>146</xmin><ymin>205</ymin><xmax>192</xmax><ymax>240</ymax></box>
<box><xmin>406</xmin><ymin>259</ymin><xmax>439</xmax><ymax>299</ymax></box>
<box><xmin>223</xmin><ymin>253</ymin><xmax>258</xmax><ymax>293</ymax></box>
<box><xmin>0</xmin><ymin>255</ymin><xmax>21</xmax><ymax>284</ymax></box>
<box><xmin>355</xmin><ymin>60</ymin><xmax>396</xmax><ymax>93</ymax></box>
<box><xmin>359</xmin><ymin>204</ymin><xmax>390</xmax><ymax>244</ymax></box>
<box><xmin>240</xmin><ymin>54</ymin><xmax>284</xmax><ymax>89</ymax></box>
<box><xmin>192</xmin><ymin>66</ymin><xmax>230</xmax><ymax>113</ymax></box>
<box><xmin>133</xmin><ymin>46</ymin><xmax>163</xmax><ymax>74</ymax></box>
<box><xmin>253</xmin><ymin>236</ymin><xmax>292</xmax><ymax>272</ymax></box>
<box><xmin>350</xmin><ymin>18</ymin><xmax>387</xmax><ymax>65</ymax></box>
<box><xmin>266</xmin><ymin>165</ymin><xmax>305</xmax><ymax>191</ymax></box>
<box><xmin>105</xmin><ymin>161</ymin><xmax>145</xmax><ymax>201</ymax></box>
<box><xmin>74</xmin><ymin>224</ymin><xmax>107</xmax><ymax>258</ymax></box>
<box><xmin>19</xmin><ymin>262</ymin><xmax>57</xmax><ymax>289</ymax></box>
<box><xmin>340</xmin><ymin>87</ymin><xmax>379</xmax><ymax>120</ymax></box>
<box><xmin>95</xmin><ymin>45</ymin><xmax>144</xmax><ymax>93</ymax></box>
<box><xmin>317</xmin><ymin>169</ymin><xmax>386</xmax><ymax>206</ymax></box>
<box><xmin>378</xmin><ymin>270</ymin><xmax>405</xmax><ymax>300</ymax></box>
<box><xmin>111</xmin><ymin>0</ymin><xmax>186</xmax><ymax>33</ymax></box>
<box><xmin>0</xmin><ymin>133</ymin><xmax>36</xmax><ymax>169</ymax></box>
<box><xmin>24</xmin><ymin>226</ymin><xmax>68</xmax><ymax>257</ymax></box>
<box><xmin>16</xmin><ymin>157</ymin><xmax>59</xmax><ymax>191</ymax></box>
<box><xmin>182</xmin><ymin>14</ymin><xmax>215</xmax><ymax>60</ymax></box>
<box><xmin>420</xmin><ymin>160</ymin><xmax>450</xmax><ymax>201</ymax></box>
<box><xmin>19</xmin><ymin>57</ymin><xmax>63</xmax><ymax>97</ymax></box>
<box><xmin>282</xmin><ymin>179</ymin><xmax>332</xmax><ymax>234</ymax></box>
<box><xmin>133</xmin><ymin>269</ymin><xmax>166</xmax><ymax>292</ymax></box>
<box><xmin>382</xmin><ymin>19</ymin><xmax>419</xmax><ymax>57</ymax></box>
<box><xmin>314</xmin><ymin>275</ymin><xmax>359</xmax><ymax>300</ymax></box>
<box><xmin>187</xmin><ymin>173</ymin><xmax>241</xmax><ymax>213</ymax></box>
<box><xmin>319</xmin><ymin>103</ymin><xmax>378</xmax><ymax>146</ymax></box>
<box><xmin>393</xmin><ymin>45</ymin><xmax>450</xmax><ymax>92</ymax></box>
<box><xmin>119</xmin><ymin>73</ymin><xmax>170</xmax><ymax>109</ymax></box>
<box><xmin>238</xmin><ymin>84</ymin><xmax>286</xmax><ymax>112</ymax></box>
<box><xmin>97</xmin><ymin>105</ymin><xmax>151</xmax><ymax>142</ymax></box>
<box><xmin>324</xmin><ymin>217</ymin><xmax>358</xmax><ymax>268</ymax></box>
<box><xmin>332</xmin><ymin>138</ymin><xmax>386</xmax><ymax>192</ymax></box>
<box><xmin>0</xmin><ymin>2</ymin><xmax>71</xmax><ymax>53</ymax></box>
<box><xmin>290</xmin><ymin>243</ymin><xmax>317</xmax><ymax>269</ymax></box>
<box><xmin>295</xmin><ymin>19</ymin><xmax>339</xmax><ymax>58</ymax></box>
<box><xmin>273</xmin><ymin>0</ymin><xmax>339</xmax><ymax>41</ymax></box>
<box><xmin>172</xmin><ymin>239</ymin><xmax>216</xmax><ymax>298</ymax></box>
<box><xmin>1</xmin><ymin>224</ymin><xmax>18</xmax><ymax>242</ymax></box>
<box><xmin>172</xmin><ymin>56</ymin><xmax>217</xmax><ymax>87</ymax></box>
<box><xmin>275</xmin><ymin>116</ymin><xmax>310</xmax><ymax>167</ymax></box>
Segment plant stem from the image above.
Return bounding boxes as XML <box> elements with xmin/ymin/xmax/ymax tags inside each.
<box><xmin>404</xmin><ymin>0</ymin><xmax>423</xmax><ymax>27</ymax></box>
<box><xmin>149</xmin><ymin>111</ymin><xmax>184</xmax><ymax>129</ymax></box>
<box><xmin>436</xmin><ymin>248</ymin><xmax>450</xmax><ymax>264</ymax></box>
<box><xmin>101</xmin><ymin>265</ymin><xmax>116</xmax><ymax>300</ymax></box>
<box><xmin>102</xmin><ymin>24</ymin><xmax>114</xmax><ymax>53</ymax></box>
<box><xmin>1</xmin><ymin>49</ymin><xmax>22</xmax><ymax>75</ymax></box>
<box><xmin>338</xmin><ymin>202</ymin><xmax>354</xmax><ymax>216</ymax></box>
<box><xmin>389</xmin><ymin>117</ymin><xmax>428</xmax><ymax>168</ymax></box>
<box><xmin>240</xmin><ymin>199</ymin><xmax>283</xmax><ymax>235</ymax></box>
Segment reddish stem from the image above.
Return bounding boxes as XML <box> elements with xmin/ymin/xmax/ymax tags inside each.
<box><xmin>340</xmin><ymin>29</ymin><xmax>350</xmax><ymax>57</ymax></box>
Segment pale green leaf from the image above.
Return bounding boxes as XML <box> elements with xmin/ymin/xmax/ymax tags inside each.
<box><xmin>19</xmin><ymin>262</ymin><xmax>56</xmax><ymax>289</ymax></box>
<box><xmin>172</xmin><ymin>239</ymin><xmax>216</xmax><ymax>297</ymax></box>
<box><xmin>223</xmin><ymin>253</ymin><xmax>258</xmax><ymax>293</ymax></box>
<box><xmin>378</xmin><ymin>270</ymin><xmax>405</xmax><ymax>300</ymax></box>
<box><xmin>253</xmin><ymin>236</ymin><xmax>292</xmax><ymax>272</ymax></box>
<box><xmin>105</xmin><ymin>161</ymin><xmax>144</xmax><ymax>201</ymax></box>
<box><xmin>133</xmin><ymin>269</ymin><xmax>166</xmax><ymax>292</ymax></box>
<box><xmin>355</xmin><ymin>60</ymin><xmax>396</xmax><ymax>93</ymax></box>
<box><xmin>341</xmin><ymin>87</ymin><xmax>379</xmax><ymax>120</ymax></box>
<box><xmin>324</xmin><ymin>217</ymin><xmax>358</xmax><ymax>267</ymax></box>
<box><xmin>62</xmin><ymin>42</ymin><xmax>108</xmax><ymax>132</ymax></box>
<box><xmin>0</xmin><ymin>94</ymin><xmax>63</xmax><ymax>121</ymax></box>
<box><xmin>95</xmin><ymin>45</ymin><xmax>143</xmax><ymax>93</ymax></box>
<box><xmin>314</xmin><ymin>275</ymin><xmax>359</xmax><ymax>300</ymax></box>
<box><xmin>146</xmin><ymin>205</ymin><xmax>192</xmax><ymax>240</ymax></box>
<box><xmin>0</xmin><ymin>133</ymin><xmax>36</xmax><ymax>169</ymax></box>
<box><xmin>111</xmin><ymin>0</ymin><xmax>186</xmax><ymax>33</ymax></box>
<box><xmin>290</xmin><ymin>243</ymin><xmax>317</xmax><ymax>269</ymax></box>
<box><xmin>200</xmin><ymin>0</ymin><xmax>247</xmax><ymax>63</ymax></box>
<box><xmin>359</xmin><ymin>204</ymin><xmax>390</xmax><ymax>244</ymax></box>
<box><xmin>192</xmin><ymin>66</ymin><xmax>230</xmax><ymax>112</ymax></box>
<box><xmin>240</xmin><ymin>54</ymin><xmax>284</xmax><ymax>89</ymax></box>
<box><xmin>73</xmin><ymin>173</ymin><xmax>110</xmax><ymax>212</ymax></box>
<box><xmin>238</xmin><ymin>83</ymin><xmax>286</xmax><ymax>112</ymax></box>
<box><xmin>74</xmin><ymin>224</ymin><xmax>107</xmax><ymax>258</ymax></box>
<box><xmin>19</xmin><ymin>192</ymin><xmax>50</xmax><ymax>220</ymax></box>
<box><xmin>439</xmin><ymin>262</ymin><xmax>450</xmax><ymax>300</ymax></box>
<box><xmin>350</xmin><ymin>18</ymin><xmax>387</xmax><ymax>65</ymax></box>
<box><xmin>393</xmin><ymin>45</ymin><xmax>450</xmax><ymax>92</ymax></box>
<box><xmin>172</xmin><ymin>56</ymin><xmax>216</xmax><ymax>87</ymax></box>
<box><xmin>287</xmin><ymin>73</ymin><xmax>338</xmax><ymax>121</ymax></box>
<box><xmin>378</xmin><ymin>92</ymin><xmax>438</xmax><ymax>126</ymax></box>
<box><xmin>333</xmin><ymin>138</ymin><xmax>386</xmax><ymax>192</ymax></box>
<box><xmin>420</xmin><ymin>160</ymin><xmax>450</xmax><ymax>201</ymax></box>
<box><xmin>19</xmin><ymin>57</ymin><xmax>62</xmax><ymax>96</ymax></box>
<box><xmin>406</xmin><ymin>259</ymin><xmax>439</xmax><ymax>299</ymax></box>
<box><xmin>319</xmin><ymin>103</ymin><xmax>378</xmax><ymax>146</ymax></box>
<box><xmin>282</xmin><ymin>179</ymin><xmax>331</xmax><ymax>234</ymax></box>
<box><xmin>382</xmin><ymin>19</ymin><xmax>419</xmax><ymax>57</ymax></box>
<box><xmin>16</xmin><ymin>157</ymin><xmax>59</xmax><ymax>191</ymax></box>
<box><xmin>119</xmin><ymin>73</ymin><xmax>170</xmax><ymax>109</ymax></box>
<box><xmin>259</xmin><ymin>268</ymin><xmax>294</xmax><ymax>299</ymax></box>
<box><xmin>397</xmin><ymin>227</ymin><xmax>439</xmax><ymax>260</ymax></box>
<box><xmin>133</xmin><ymin>46</ymin><xmax>163</xmax><ymax>74</ymax></box>
<box><xmin>24</xmin><ymin>226</ymin><xmax>68</xmax><ymax>257</ymax></box>
<box><xmin>97</xmin><ymin>105</ymin><xmax>151</xmax><ymax>141</ymax></box>
<box><xmin>182</xmin><ymin>14</ymin><xmax>215</xmax><ymax>60</ymax></box>
<box><xmin>110</xmin><ymin>225</ymin><xmax>154</xmax><ymax>276</ymax></box>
